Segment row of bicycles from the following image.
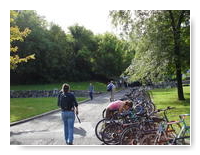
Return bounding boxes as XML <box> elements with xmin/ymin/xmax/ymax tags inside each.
<box><xmin>95</xmin><ymin>88</ymin><xmax>190</xmax><ymax>145</ymax></box>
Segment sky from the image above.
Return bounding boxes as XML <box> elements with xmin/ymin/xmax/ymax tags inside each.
<box><xmin>36</xmin><ymin>9</ymin><xmax>116</xmax><ymax>34</ymax></box>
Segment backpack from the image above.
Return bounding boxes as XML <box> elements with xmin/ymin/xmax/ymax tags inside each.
<box><xmin>59</xmin><ymin>92</ymin><xmax>73</xmax><ymax>110</ymax></box>
<box><xmin>107</xmin><ymin>84</ymin><xmax>112</xmax><ymax>91</ymax></box>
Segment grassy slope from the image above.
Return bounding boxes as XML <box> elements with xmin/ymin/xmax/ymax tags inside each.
<box><xmin>10</xmin><ymin>97</ymin><xmax>86</xmax><ymax>122</ymax></box>
<box><xmin>10</xmin><ymin>84</ymin><xmax>190</xmax><ymax>125</ymax></box>
<box><xmin>150</xmin><ymin>86</ymin><xmax>190</xmax><ymax>124</ymax></box>
<box><xmin>10</xmin><ymin>81</ymin><xmax>107</xmax><ymax>92</ymax></box>
<box><xmin>10</xmin><ymin>81</ymin><xmax>107</xmax><ymax>122</ymax></box>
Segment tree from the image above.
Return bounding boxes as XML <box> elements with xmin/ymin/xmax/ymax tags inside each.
<box><xmin>110</xmin><ymin>10</ymin><xmax>190</xmax><ymax>100</ymax></box>
<box><xmin>10</xmin><ymin>10</ymin><xmax>35</xmax><ymax>70</ymax></box>
<box><xmin>10</xmin><ymin>10</ymin><xmax>50</xmax><ymax>83</ymax></box>
<box><xmin>10</xmin><ymin>11</ymin><xmax>134</xmax><ymax>84</ymax></box>
<box><xmin>167</xmin><ymin>10</ymin><xmax>189</xmax><ymax>100</ymax></box>
<box><xmin>93</xmin><ymin>33</ymin><xmax>134</xmax><ymax>80</ymax></box>
<box><xmin>68</xmin><ymin>24</ymin><xmax>97</xmax><ymax>80</ymax></box>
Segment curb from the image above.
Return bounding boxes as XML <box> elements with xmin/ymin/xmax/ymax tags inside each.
<box><xmin>10</xmin><ymin>99</ymin><xmax>90</xmax><ymax>126</ymax></box>
<box><xmin>10</xmin><ymin>89</ymin><xmax>125</xmax><ymax>126</ymax></box>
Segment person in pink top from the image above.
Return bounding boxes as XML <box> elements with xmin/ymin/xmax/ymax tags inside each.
<box><xmin>107</xmin><ymin>100</ymin><xmax>124</xmax><ymax>110</ymax></box>
<box><xmin>105</xmin><ymin>100</ymin><xmax>133</xmax><ymax>119</ymax></box>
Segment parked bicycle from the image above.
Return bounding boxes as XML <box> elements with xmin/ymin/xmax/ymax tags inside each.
<box><xmin>96</xmin><ymin>87</ymin><xmax>190</xmax><ymax>145</ymax></box>
<box><xmin>171</xmin><ymin>114</ymin><xmax>190</xmax><ymax>145</ymax></box>
<box><xmin>139</xmin><ymin>107</ymin><xmax>190</xmax><ymax>145</ymax></box>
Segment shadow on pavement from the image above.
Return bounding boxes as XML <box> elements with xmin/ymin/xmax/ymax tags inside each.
<box><xmin>10</xmin><ymin>129</ymin><xmax>49</xmax><ymax>136</ymax></box>
<box><xmin>74</xmin><ymin>127</ymin><xmax>86</xmax><ymax>137</ymax></box>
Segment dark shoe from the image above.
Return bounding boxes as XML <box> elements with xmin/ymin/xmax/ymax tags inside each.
<box><xmin>67</xmin><ymin>142</ymin><xmax>73</xmax><ymax>145</ymax></box>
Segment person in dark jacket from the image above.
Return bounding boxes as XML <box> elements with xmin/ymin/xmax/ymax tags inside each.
<box><xmin>88</xmin><ymin>83</ymin><xmax>94</xmax><ymax>100</ymax></box>
<box><xmin>58</xmin><ymin>83</ymin><xmax>78</xmax><ymax>145</ymax></box>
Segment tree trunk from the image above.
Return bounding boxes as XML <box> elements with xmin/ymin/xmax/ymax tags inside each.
<box><xmin>169</xmin><ymin>10</ymin><xmax>185</xmax><ymax>100</ymax></box>
<box><xmin>175</xmin><ymin>58</ymin><xmax>185</xmax><ymax>100</ymax></box>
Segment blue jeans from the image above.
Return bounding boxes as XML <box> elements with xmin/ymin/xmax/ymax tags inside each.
<box><xmin>61</xmin><ymin>111</ymin><xmax>75</xmax><ymax>144</ymax></box>
<box><xmin>89</xmin><ymin>92</ymin><xmax>93</xmax><ymax>100</ymax></box>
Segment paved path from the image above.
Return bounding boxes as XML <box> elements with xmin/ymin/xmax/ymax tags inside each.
<box><xmin>10</xmin><ymin>89</ymin><xmax>130</xmax><ymax>145</ymax></box>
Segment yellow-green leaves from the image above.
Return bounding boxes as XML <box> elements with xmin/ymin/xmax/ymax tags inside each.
<box><xmin>10</xmin><ymin>10</ymin><xmax>35</xmax><ymax>70</ymax></box>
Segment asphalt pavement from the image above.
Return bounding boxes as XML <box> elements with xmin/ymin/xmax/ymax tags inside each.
<box><xmin>10</xmin><ymin>89</ymin><xmax>129</xmax><ymax>145</ymax></box>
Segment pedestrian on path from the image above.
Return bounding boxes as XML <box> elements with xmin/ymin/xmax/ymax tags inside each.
<box><xmin>88</xmin><ymin>83</ymin><xmax>94</xmax><ymax>100</ymax></box>
<box><xmin>58</xmin><ymin>83</ymin><xmax>79</xmax><ymax>145</ymax></box>
<box><xmin>107</xmin><ymin>80</ymin><xmax>116</xmax><ymax>102</ymax></box>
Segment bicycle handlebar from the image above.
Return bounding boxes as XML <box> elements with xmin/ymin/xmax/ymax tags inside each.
<box><xmin>156</xmin><ymin>106</ymin><xmax>176</xmax><ymax>112</ymax></box>
<box><xmin>147</xmin><ymin>106</ymin><xmax>175</xmax><ymax>117</ymax></box>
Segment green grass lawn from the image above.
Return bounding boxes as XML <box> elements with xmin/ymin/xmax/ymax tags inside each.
<box><xmin>10</xmin><ymin>81</ymin><xmax>107</xmax><ymax>123</ymax></box>
<box><xmin>10</xmin><ymin>97</ymin><xmax>87</xmax><ymax>123</ymax></box>
<box><xmin>10</xmin><ymin>81</ymin><xmax>107</xmax><ymax>92</ymax></box>
<box><xmin>149</xmin><ymin>86</ymin><xmax>190</xmax><ymax>125</ymax></box>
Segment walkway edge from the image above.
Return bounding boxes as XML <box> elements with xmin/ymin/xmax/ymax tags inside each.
<box><xmin>10</xmin><ymin>99</ymin><xmax>90</xmax><ymax>126</ymax></box>
<box><xmin>10</xmin><ymin>89</ymin><xmax>125</xmax><ymax>126</ymax></box>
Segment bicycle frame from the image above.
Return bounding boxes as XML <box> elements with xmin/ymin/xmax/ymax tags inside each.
<box><xmin>151</xmin><ymin>107</ymin><xmax>180</xmax><ymax>144</ymax></box>
<box><xmin>172</xmin><ymin>114</ymin><xmax>190</xmax><ymax>145</ymax></box>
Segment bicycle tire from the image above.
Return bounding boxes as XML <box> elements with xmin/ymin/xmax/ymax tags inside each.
<box><xmin>176</xmin><ymin>127</ymin><xmax>190</xmax><ymax>145</ymax></box>
<box><xmin>147</xmin><ymin>103</ymin><xmax>156</xmax><ymax>114</ymax></box>
<box><xmin>120</xmin><ymin>125</ymin><xmax>140</xmax><ymax>145</ymax></box>
<box><xmin>102</xmin><ymin>108</ymin><xmax>106</xmax><ymax>118</ymax></box>
<box><xmin>102</xmin><ymin>123</ymin><xmax>123</xmax><ymax>145</ymax></box>
<box><xmin>139</xmin><ymin>133</ymin><xmax>157</xmax><ymax>145</ymax></box>
<box><xmin>95</xmin><ymin>118</ymin><xmax>109</xmax><ymax>141</ymax></box>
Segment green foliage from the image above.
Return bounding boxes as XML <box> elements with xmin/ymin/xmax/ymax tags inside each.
<box><xmin>11</xmin><ymin>11</ymin><xmax>75</xmax><ymax>83</ymax></box>
<box><xmin>10</xmin><ymin>10</ymin><xmax>134</xmax><ymax>84</ymax></box>
<box><xmin>94</xmin><ymin>33</ymin><xmax>135</xmax><ymax>79</ymax></box>
<box><xmin>67</xmin><ymin>24</ymin><xmax>97</xmax><ymax>80</ymax></box>
<box><xmin>10</xmin><ymin>10</ymin><xmax>35</xmax><ymax>70</ymax></box>
<box><xmin>110</xmin><ymin>10</ymin><xmax>190</xmax><ymax>84</ymax></box>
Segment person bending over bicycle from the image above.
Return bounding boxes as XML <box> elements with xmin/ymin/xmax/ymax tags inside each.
<box><xmin>105</xmin><ymin>100</ymin><xmax>133</xmax><ymax>119</ymax></box>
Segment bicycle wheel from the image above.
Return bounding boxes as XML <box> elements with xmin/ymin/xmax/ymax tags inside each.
<box><xmin>120</xmin><ymin>126</ymin><xmax>139</xmax><ymax>145</ymax></box>
<box><xmin>176</xmin><ymin>127</ymin><xmax>190</xmax><ymax>145</ymax></box>
<box><xmin>139</xmin><ymin>133</ymin><xmax>156</xmax><ymax>145</ymax></box>
<box><xmin>146</xmin><ymin>103</ymin><xmax>156</xmax><ymax>114</ymax></box>
<box><xmin>102</xmin><ymin>123</ymin><xmax>123</xmax><ymax>145</ymax></box>
<box><xmin>102</xmin><ymin>108</ymin><xmax>106</xmax><ymax>118</ymax></box>
<box><xmin>134</xmin><ymin>104</ymin><xmax>146</xmax><ymax>115</ymax></box>
<box><xmin>154</xmin><ymin>124</ymin><xmax>177</xmax><ymax>145</ymax></box>
<box><xmin>140</xmin><ymin>132</ymin><xmax>170</xmax><ymax>145</ymax></box>
<box><xmin>140</xmin><ymin>120</ymin><xmax>159</xmax><ymax>136</ymax></box>
<box><xmin>95</xmin><ymin>118</ymin><xmax>110</xmax><ymax>141</ymax></box>
<box><xmin>166</xmin><ymin>121</ymin><xmax>181</xmax><ymax>139</ymax></box>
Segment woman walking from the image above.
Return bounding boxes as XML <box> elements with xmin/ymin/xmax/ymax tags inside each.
<box><xmin>58</xmin><ymin>83</ymin><xmax>78</xmax><ymax>145</ymax></box>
